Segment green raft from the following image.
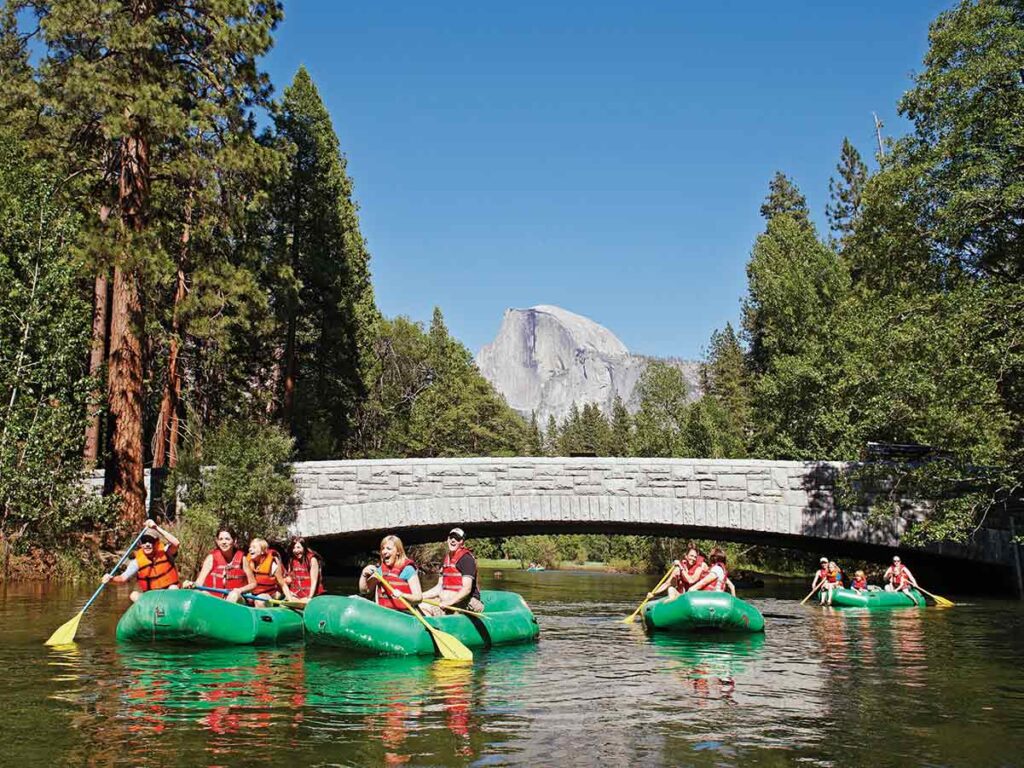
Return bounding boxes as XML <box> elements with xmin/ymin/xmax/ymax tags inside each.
<box><xmin>304</xmin><ymin>590</ymin><xmax>539</xmax><ymax>656</ymax></box>
<box><xmin>828</xmin><ymin>587</ymin><xmax>926</xmax><ymax>608</ymax></box>
<box><xmin>642</xmin><ymin>592</ymin><xmax>765</xmax><ymax>634</ymax></box>
<box><xmin>116</xmin><ymin>589</ymin><xmax>304</xmax><ymax>645</ymax></box>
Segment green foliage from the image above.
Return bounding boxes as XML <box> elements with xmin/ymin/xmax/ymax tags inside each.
<box><xmin>826</xmin><ymin>138</ymin><xmax>868</xmax><ymax>247</ymax></box>
<box><xmin>759</xmin><ymin>171</ymin><xmax>812</xmax><ymax>231</ymax></box>
<box><xmin>173</xmin><ymin>420</ymin><xmax>299</xmax><ymax>550</ymax></box>
<box><xmin>893</xmin><ymin>0</ymin><xmax>1024</xmax><ymax>281</ymax></box>
<box><xmin>273</xmin><ymin>67</ymin><xmax>379</xmax><ymax>458</ymax></box>
<box><xmin>700</xmin><ymin>323</ymin><xmax>749</xmax><ymax>456</ymax></box>
<box><xmin>632</xmin><ymin>361</ymin><xmax>690</xmax><ymax>457</ymax></box>
<box><xmin>0</xmin><ymin>130</ymin><xmax>113</xmax><ymax>560</ymax></box>
<box><xmin>352</xmin><ymin>309</ymin><xmax>528</xmax><ymax>458</ymax></box>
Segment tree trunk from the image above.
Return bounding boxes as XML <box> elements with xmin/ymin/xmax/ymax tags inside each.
<box><xmin>153</xmin><ymin>192</ymin><xmax>192</xmax><ymax>470</ymax></box>
<box><xmin>83</xmin><ymin>272</ymin><xmax>109</xmax><ymax>466</ymax></box>
<box><xmin>106</xmin><ymin>130</ymin><xmax>149</xmax><ymax>528</ymax></box>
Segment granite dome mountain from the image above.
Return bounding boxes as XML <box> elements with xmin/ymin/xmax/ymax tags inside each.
<box><xmin>476</xmin><ymin>305</ymin><xmax>700</xmax><ymax>425</ymax></box>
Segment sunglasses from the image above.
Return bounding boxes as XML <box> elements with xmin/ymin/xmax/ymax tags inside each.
<box><xmin>448</xmin><ymin>534</ymin><xmax>464</xmax><ymax>541</ymax></box>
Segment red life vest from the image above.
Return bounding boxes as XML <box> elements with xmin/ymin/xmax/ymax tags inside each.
<box><xmin>135</xmin><ymin>542</ymin><xmax>179</xmax><ymax>592</ymax></box>
<box><xmin>674</xmin><ymin>556</ymin><xmax>706</xmax><ymax>590</ymax></box>
<box><xmin>702</xmin><ymin>563</ymin><xmax>729</xmax><ymax>592</ymax></box>
<box><xmin>204</xmin><ymin>547</ymin><xmax>248</xmax><ymax>594</ymax></box>
<box><xmin>852</xmin><ymin>576</ymin><xmax>868</xmax><ymax>590</ymax></box>
<box><xmin>889</xmin><ymin>565</ymin><xmax>910</xmax><ymax>589</ymax></box>
<box><xmin>287</xmin><ymin>550</ymin><xmax>325</xmax><ymax>599</ymax></box>
<box><xmin>827</xmin><ymin>569</ymin><xmax>842</xmax><ymax>585</ymax></box>
<box><xmin>441</xmin><ymin>546</ymin><xmax>480</xmax><ymax>600</ymax></box>
<box><xmin>376</xmin><ymin>558</ymin><xmax>416</xmax><ymax>611</ymax></box>
<box><xmin>249</xmin><ymin>549</ymin><xmax>283</xmax><ymax>596</ymax></box>
<box><xmin>817</xmin><ymin>567</ymin><xmax>829</xmax><ymax>583</ymax></box>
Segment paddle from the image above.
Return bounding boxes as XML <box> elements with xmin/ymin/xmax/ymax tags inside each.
<box><xmin>45</xmin><ymin>528</ymin><xmax>147</xmax><ymax>646</ymax></box>
<box><xmin>194</xmin><ymin>585</ymin><xmax>306</xmax><ymax>609</ymax></box>
<box><xmin>621</xmin><ymin>564</ymin><xmax>676</xmax><ymax>624</ymax></box>
<box><xmin>914</xmin><ymin>585</ymin><xmax>954</xmax><ymax>607</ymax></box>
<box><xmin>800</xmin><ymin>581</ymin><xmax>822</xmax><ymax>606</ymax></box>
<box><xmin>422</xmin><ymin>599</ymin><xmax>488</xmax><ymax>619</ymax></box>
<box><xmin>372</xmin><ymin>574</ymin><xmax>473</xmax><ymax>662</ymax></box>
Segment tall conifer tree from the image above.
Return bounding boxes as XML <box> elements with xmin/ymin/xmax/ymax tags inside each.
<box><xmin>826</xmin><ymin>138</ymin><xmax>868</xmax><ymax>247</ymax></box>
<box><xmin>273</xmin><ymin>66</ymin><xmax>379</xmax><ymax>457</ymax></box>
<box><xmin>759</xmin><ymin>171</ymin><xmax>811</xmax><ymax>231</ymax></box>
<box><xmin>22</xmin><ymin>0</ymin><xmax>283</xmax><ymax>525</ymax></box>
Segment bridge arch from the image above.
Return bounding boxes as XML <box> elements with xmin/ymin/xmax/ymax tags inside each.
<box><xmin>292</xmin><ymin>457</ymin><xmax>1011</xmax><ymax>570</ymax></box>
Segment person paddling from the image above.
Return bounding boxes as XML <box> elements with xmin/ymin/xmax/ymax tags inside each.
<box><xmin>809</xmin><ymin>557</ymin><xmax>830</xmax><ymax>604</ymax></box>
<box><xmin>687</xmin><ymin>547</ymin><xmax>736</xmax><ymax>596</ymax></box>
<box><xmin>285</xmin><ymin>537</ymin><xmax>324</xmax><ymax>602</ymax></box>
<box><xmin>421</xmin><ymin>528</ymin><xmax>485</xmax><ymax>616</ymax></box>
<box><xmin>247</xmin><ymin>538</ymin><xmax>291</xmax><ymax>601</ymax></box>
<box><xmin>102</xmin><ymin>518</ymin><xmax>181</xmax><ymax>603</ymax></box>
<box><xmin>648</xmin><ymin>545</ymin><xmax>708</xmax><ymax>602</ymax></box>
<box><xmin>359</xmin><ymin>534</ymin><xmax>423</xmax><ymax>611</ymax></box>
<box><xmin>884</xmin><ymin>555</ymin><xmax>918</xmax><ymax>594</ymax></box>
<box><xmin>184</xmin><ymin>527</ymin><xmax>256</xmax><ymax>603</ymax></box>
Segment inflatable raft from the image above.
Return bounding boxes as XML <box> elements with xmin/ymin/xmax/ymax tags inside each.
<box><xmin>116</xmin><ymin>589</ymin><xmax>304</xmax><ymax>645</ymax></box>
<box><xmin>304</xmin><ymin>590</ymin><xmax>539</xmax><ymax>656</ymax></box>
<box><xmin>642</xmin><ymin>592</ymin><xmax>765</xmax><ymax>633</ymax></box>
<box><xmin>828</xmin><ymin>587</ymin><xmax>926</xmax><ymax>608</ymax></box>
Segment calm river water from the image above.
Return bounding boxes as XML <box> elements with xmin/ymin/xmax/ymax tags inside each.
<box><xmin>2</xmin><ymin>570</ymin><xmax>1022</xmax><ymax>767</ymax></box>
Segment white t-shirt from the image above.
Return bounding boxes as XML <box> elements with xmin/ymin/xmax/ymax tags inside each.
<box><xmin>709</xmin><ymin>564</ymin><xmax>727</xmax><ymax>591</ymax></box>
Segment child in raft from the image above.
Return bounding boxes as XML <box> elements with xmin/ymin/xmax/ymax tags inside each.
<box><xmin>850</xmin><ymin>569</ymin><xmax>869</xmax><ymax>591</ymax></box>
<box><xmin>686</xmin><ymin>548</ymin><xmax>737</xmax><ymax>596</ymax></box>
<box><xmin>358</xmin><ymin>534</ymin><xmax>424</xmax><ymax>611</ymax></box>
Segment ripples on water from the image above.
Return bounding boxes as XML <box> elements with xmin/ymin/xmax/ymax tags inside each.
<box><xmin>2</xmin><ymin>572</ymin><xmax>1022</xmax><ymax>766</ymax></box>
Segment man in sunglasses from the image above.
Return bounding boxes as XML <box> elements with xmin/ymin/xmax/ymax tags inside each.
<box><xmin>421</xmin><ymin>527</ymin><xmax>484</xmax><ymax>616</ymax></box>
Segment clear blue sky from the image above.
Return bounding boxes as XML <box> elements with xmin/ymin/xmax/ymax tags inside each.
<box><xmin>263</xmin><ymin>1</ymin><xmax>951</xmax><ymax>360</ymax></box>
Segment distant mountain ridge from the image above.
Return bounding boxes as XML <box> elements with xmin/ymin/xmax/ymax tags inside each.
<box><xmin>476</xmin><ymin>305</ymin><xmax>700</xmax><ymax>425</ymax></box>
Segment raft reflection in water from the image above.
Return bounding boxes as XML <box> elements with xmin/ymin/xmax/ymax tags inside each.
<box><xmin>648</xmin><ymin>633</ymin><xmax>767</xmax><ymax>702</ymax></box>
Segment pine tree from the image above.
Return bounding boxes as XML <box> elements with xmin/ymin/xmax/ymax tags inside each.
<box><xmin>632</xmin><ymin>362</ymin><xmax>689</xmax><ymax>457</ymax></box>
<box><xmin>759</xmin><ymin>171</ymin><xmax>812</xmax><ymax>231</ymax></box>
<box><xmin>274</xmin><ymin>66</ymin><xmax>379</xmax><ymax>458</ymax></box>
<box><xmin>24</xmin><ymin>0</ymin><xmax>283</xmax><ymax>526</ymax></box>
<box><xmin>700</xmin><ymin>323</ymin><xmax>750</xmax><ymax>454</ymax></box>
<box><xmin>826</xmin><ymin>138</ymin><xmax>868</xmax><ymax>247</ymax></box>
<box><xmin>609</xmin><ymin>395</ymin><xmax>633</xmax><ymax>456</ymax></box>
<box><xmin>544</xmin><ymin>414</ymin><xmax>559</xmax><ymax>456</ymax></box>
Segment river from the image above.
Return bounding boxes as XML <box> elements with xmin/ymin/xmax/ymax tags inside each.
<box><xmin>2</xmin><ymin>570</ymin><xmax>1022</xmax><ymax>767</ymax></box>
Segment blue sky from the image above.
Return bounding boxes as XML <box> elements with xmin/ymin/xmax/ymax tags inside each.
<box><xmin>263</xmin><ymin>1</ymin><xmax>951</xmax><ymax>360</ymax></box>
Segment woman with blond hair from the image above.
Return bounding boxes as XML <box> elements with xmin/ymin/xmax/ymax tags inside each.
<box><xmin>359</xmin><ymin>535</ymin><xmax>423</xmax><ymax>611</ymax></box>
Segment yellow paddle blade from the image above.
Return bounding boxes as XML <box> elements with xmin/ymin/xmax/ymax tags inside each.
<box><xmin>931</xmin><ymin>594</ymin><xmax>955</xmax><ymax>607</ymax></box>
<box><xmin>428</xmin><ymin>626</ymin><xmax>474</xmax><ymax>662</ymax></box>
<box><xmin>45</xmin><ymin>611</ymin><xmax>83</xmax><ymax>646</ymax></box>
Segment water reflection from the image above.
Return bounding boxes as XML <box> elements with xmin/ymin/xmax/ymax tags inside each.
<box><xmin>648</xmin><ymin>633</ymin><xmax>767</xmax><ymax>703</ymax></box>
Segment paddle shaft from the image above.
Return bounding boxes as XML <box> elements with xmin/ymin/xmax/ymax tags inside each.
<box><xmin>83</xmin><ymin>529</ymin><xmax>148</xmax><ymax>614</ymax></box>
<box><xmin>422</xmin><ymin>599</ymin><xmax>485</xmax><ymax>618</ymax></box>
<box><xmin>800</xmin><ymin>579</ymin><xmax>823</xmax><ymax>605</ymax></box>
<box><xmin>624</xmin><ymin>564</ymin><xmax>676</xmax><ymax>623</ymax></box>
<box><xmin>194</xmin><ymin>585</ymin><xmax>293</xmax><ymax>605</ymax></box>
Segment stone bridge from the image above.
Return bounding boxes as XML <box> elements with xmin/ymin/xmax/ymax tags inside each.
<box><xmin>290</xmin><ymin>458</ymin><xmax>1015</xmax><ymax>572</ymax></box>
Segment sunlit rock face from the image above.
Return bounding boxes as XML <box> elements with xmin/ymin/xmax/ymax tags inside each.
<box><xmin>476</xmin><ymin>304</ymin><xmax>699</xmax><ymax>424</ymax></box>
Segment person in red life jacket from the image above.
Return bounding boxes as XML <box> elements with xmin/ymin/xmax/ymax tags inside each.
<box><xmin>648</xmin><ymin>544</ymin><xmax>708</xmax><ymax>602</ymax></box>
<box><xmin>883</xmin><ymin>555</ymin><xmax>918</xmax><ymax>594</ymax></box>
<box><xmin>821</xmin><ymin>561</ymin><xmax>844</xmax><ymax>605</ymax></box>
<box><xmin>359</xmin><ymin>534</ymin><xmax>423</xmax><ymax>611</ymax></box>
<box><xmin>184</xmin><ymin>527</ymin><xmax>257</xmax><ymax>603</ymax></box>
<box><xmin>102</xmin><ymin>518</ymin><xmax>181</xmax><ymax>603</ymax></box>
<box><xmin>851</xmin><ymin>569</ymin><xmax>869</xmax><ymax>591</ymax></box>
<box><xmin>421</xmin><ymin>527</ymin><xmax>485</xmax><ymax>616</ymax></box>
<box><xmin>808</xmin><ymin>556</ymin><xmax>830</xmax><ymax>604</ymax></box>
<box><xmin>247</xmin><ymin>538</ymin><xmax>291</xmax><ymax>601</ymax></box>
<box><xmin>687</xmin><ymin>547</ymin><xmax>736</xmax><ymax>596</ymax></box>
<box><xmin>284</xmin><ymin>537</ymin><xmax>325</xmax><ymax>602</ymax></box>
